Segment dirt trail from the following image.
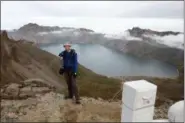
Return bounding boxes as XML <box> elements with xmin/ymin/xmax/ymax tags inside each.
<box><xmin>1</xmin><ymin>80</ymin><xmax>121</xmax><ymax>122</ymax></box>
<box><xmin>1</xmin><ymin>91</ymin><xmax>121</xmax><ymax>122</ymax></box>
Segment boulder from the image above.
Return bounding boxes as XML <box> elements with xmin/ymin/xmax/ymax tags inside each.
<box><xmin>23</xmin><ymin>78</ymin><xmax>54</xmax><ymax>88</ymax></box>
<box><xmin>19</xmin><ymin>86</ymin><xmax>33</xmax><ymax>98</ymax></box>
<box><xmin>1</xmin><ymin>88</ymin><xmax>4</xmax><ymax>93</ymax></box>
<box><xmin>19</xmin><ymin>93</ymin><xmax>34</xmax><ymax>99</ymax></box>
<box><xmin>20</xmin><ymin>86</ymin><xmax>32</xmax><ymax>93</ymax></box>
<box><xmin>32</xmin><ymin>87</ymin><xmax>51</xmax><ymax>93</ymax></box>
<box><xmin>152</xmin><ymin>119</ymin><xmax>169</xmax><ymax>122</ymax></box>
<box><xmin>2</xmin><ymin>81</ymin><xmax>55</xmax><ymax>100</ymax></box>
<box><xmin>5</xmin><ymin>83</ymin><xmax>20</xmax><ymax>97</ymax></box>
<box><xmin>168</xmin><ymin>100</ymin><xmax>184</xmax><ymax>122</ymax></box>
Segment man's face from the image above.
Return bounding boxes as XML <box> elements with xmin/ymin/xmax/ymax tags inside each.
<box><xmin>64</xmin><ymin>45</ymin><xmax>71</xmax><ymax>51</ymax></box>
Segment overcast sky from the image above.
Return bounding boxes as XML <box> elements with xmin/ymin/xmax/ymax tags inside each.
<box><xmin>1</xmin><ymin>1</ymin><xmax>184</xmax><ymax>31</ymax></box>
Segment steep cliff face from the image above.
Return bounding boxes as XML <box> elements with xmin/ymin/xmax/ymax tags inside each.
<box><xmin>122</xmin><ymin>41</ymin><xmax>184</xmax><ymax>65</ymax></box>
<box><xmin>104</xmin><ymin>39</ymin><xmax>184</xmax><ymax>67</ymax></box>
<box><xmin>1</xmin><ymin>31</ymin><xmax>64</xmax><ymax>89</ymax></box>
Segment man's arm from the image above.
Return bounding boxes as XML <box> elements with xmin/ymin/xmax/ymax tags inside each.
<box><xmin>59</xmin><ymin>51</ymin><xmax>64</xmax><ymax>57</ymax></box>
<box><xmin>73</xmin><ymin>52</ymin><xmax>78</xmax><ymax>73</ymax></box>
<box><xmin>59</xmin><ymin>51</ymin><xmax>64</xmax><ymax>60</ymax></box>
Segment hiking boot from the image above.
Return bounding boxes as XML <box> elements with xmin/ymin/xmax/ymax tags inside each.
<box><xmin>64</xmin><ymin>96</ymin><xmax>73</xmax><ymax>100</ymax></box>
<box><xmin>76</xmin><ymin>100</ymin><xmax>81</xmax><ymax>104</ymax></box>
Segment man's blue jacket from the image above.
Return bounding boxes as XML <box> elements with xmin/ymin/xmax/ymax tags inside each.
<box><xmin>58</xmin><ymin>49</ymin><xmax>78</xmax><ymax>73</ymax></box>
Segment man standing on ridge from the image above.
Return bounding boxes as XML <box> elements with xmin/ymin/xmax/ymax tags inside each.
<box><xmin>58</xmin><ymin>43</ymin><xmax>80</xmax><ymax>104</ymax></box>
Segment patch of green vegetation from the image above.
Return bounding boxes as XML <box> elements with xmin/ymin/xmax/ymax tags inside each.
<box><xmin>76</xmin><ymin>66</ymin><xmax>121</xmax><ymax>100</ymax></box>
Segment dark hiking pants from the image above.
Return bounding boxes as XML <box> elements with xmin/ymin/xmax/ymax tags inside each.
<box><xmin>64</xmin><ymin>70</ymin><xmax>80</xmax><ymax>101</ymax></box>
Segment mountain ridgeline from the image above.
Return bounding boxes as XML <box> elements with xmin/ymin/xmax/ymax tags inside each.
<box><xmin>17</xmin><ymin>23</ymin><xmax>94</xmax><ymax>33</ymax></box>
<box><xmin>128</xmin><ymin>27</ymin><xmax>181</xmax><ymax>37</ymax></box>
<box><xmin>8</xmin><ymin>23</ymin><xmax>184</xmax><ymax>67</ymax></box>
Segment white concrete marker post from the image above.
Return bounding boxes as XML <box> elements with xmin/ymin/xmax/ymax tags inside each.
<box><xmin>121</xmin><ymin>80</ymin><xmax>157</xmax><ymax>122</ymax></box>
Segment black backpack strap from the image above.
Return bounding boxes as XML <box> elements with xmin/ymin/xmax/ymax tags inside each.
<box><xmin>63</xmin><ymin>49</ymin><xmax>76</xmax><ymax>59</ymax></box>
<box><xmin>70</xmin><ymin>49</ymin><xmax>75</xmax><ymax>56</ymax></box>
<box><xmin>61</xmin><ymin>51</ymin><xmax>66</xmax><ymax>58</ymax></box>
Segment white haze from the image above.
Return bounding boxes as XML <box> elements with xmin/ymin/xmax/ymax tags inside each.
<box><xmin>39</xmin><ymin>31</ymin><xmax>66</xmax><ymax>35</ymax></box>
<box><xmin>144</xmin><ymin>34</ymin><xmax>184</xmax><ymax>49</ymax></box>
<box><xmin>121</xmin><ymin>31</ymin><xmax>142</xmax><ymax>41</ymax></box>
<box><xmin>38</xmin><ymin>28</ymin><xmax>87</xmax><ymax>36</ymax></box>
<box><xmin>104</xmin><ymin>31</ymin><xmax>142</xmax><ymax>41</ymax></box>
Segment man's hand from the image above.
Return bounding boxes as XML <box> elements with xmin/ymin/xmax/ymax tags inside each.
<box><xmin>73</xmin><ymin>72</ymin><xmax>77</xmax><ymax>78</ymax></box>
<box><xmin>59</xmin><ymin>56</ymin><xmax>63</xmax><ymax>60</ymax></box>
<box><xmin>59</xmin><ymin>68</ymin><xmax>65</xmax><ymax>75</ymax></box>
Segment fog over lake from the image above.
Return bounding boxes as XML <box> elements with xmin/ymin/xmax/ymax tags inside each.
<box><xmin>41</xmin><ymin>44</ymin><xmax>178</xmax><ymax>78</ymax></box>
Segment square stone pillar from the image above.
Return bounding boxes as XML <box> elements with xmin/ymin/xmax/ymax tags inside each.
<box><xmin>121</xmin><ymin>80</ymin><xmax>157</xmax><ymax>122</ymax></box>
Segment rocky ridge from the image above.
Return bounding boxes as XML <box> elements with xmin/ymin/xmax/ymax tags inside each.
<box><xmin>1</xmin><ymin>79</ymin><xmax>55</xmax><ymax>100</ymax></box>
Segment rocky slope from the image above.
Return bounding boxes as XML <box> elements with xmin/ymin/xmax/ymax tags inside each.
<box><xmin>1</xmin><ymin>81</ymin><xmax>174</xmax><ymax>122</ymax></box>
<box><xmin>1</xmin><ymin>80</ymin><xmax>120</xmax><ymax>122</ymax></box>
<box><xmin>1</xmin><ymin>30</ymin><xmax>64</xmax><ymax>89</ymax></box>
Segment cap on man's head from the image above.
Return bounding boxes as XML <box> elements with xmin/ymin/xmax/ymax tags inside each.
<box><xmin>63</xmin><ymin>43</ymin><xmax>71</xmax><ymax>47</ymax></box>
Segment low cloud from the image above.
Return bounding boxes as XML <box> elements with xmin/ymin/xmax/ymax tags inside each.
<box><xmin>144</xmin><ymin>34</ymin><xmax>184</xmax><ymax>49</ymax></box>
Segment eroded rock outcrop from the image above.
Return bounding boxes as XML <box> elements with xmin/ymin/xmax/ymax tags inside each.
<box><xmin>1</xmin><ymin>79</ymin><xmax>55</xmax><ymax>100</ymax></box>
<box><xmin>1</xmin><ymin>81</ymin><xmax>120</xmax><ymax>122</ymax></box>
